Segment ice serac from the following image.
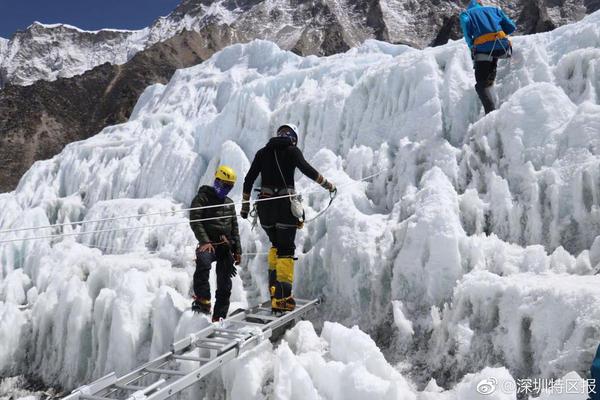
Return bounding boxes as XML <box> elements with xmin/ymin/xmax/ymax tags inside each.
<box><xmin>0</xmin><ymin>10</ymin><xmax>600</xmax><ymax>398</ymax></box>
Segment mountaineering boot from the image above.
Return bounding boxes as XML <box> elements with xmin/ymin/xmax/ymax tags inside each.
<box><xmin>271</xmin><ymin>294</ymin><xmax>296</xmax><ymax>312</ymax></box>
<box><xmin>191</xmin><ymin>296</ymin><xmax>211</xmax><ymax>314</ymax></box>
<box><xmin>268</xmin><ymin>247</ymin><xmax>278</xmax><ymax>299</ymax></box>
<box><xmin>271</xmin><ymin>257</ymin><xmax>295</xmax><ymax>312</ymax></box>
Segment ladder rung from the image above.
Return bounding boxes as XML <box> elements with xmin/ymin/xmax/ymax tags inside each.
<box><xmin>246</xmin><ymin>313</ymin><xmax>279</xmax><ymax>321</ymax></box>
<box><xmin>213</xmin><ymin>328</ymin><xmax>246</xmax><ymax>336</ymax></box>
<box><xmin>212</xmin><ymin>332</ymin><xmax>245</xmax><ymax>339</ymax></box>
<box><xmin>226</xmin><ymin>320</ymin><xmax>266</xmax><ymax>328</ymax></box>
<box><xmin>80</xmin><ymin>395</ymin><xmax>114</xmax><ymax>400</ymax></box>
<box><xmin>204</xmin><ymin>336</ymin><xmax>232</xmax><ymax>344</ymax></box>
<box><xmin>196</xmin><ymin>342</ymin><xmax>225</xmax><ymax>350</ymax></box>
<box><xmin>145</xmin><ymin>367</ymin><xmax>186</xmax><ymax>376</ymax></box>
<box><xmin>114</xmin><ymin>383</ymin><xmax>146</xmax><ymax>391</ymax></box>
<box><xmin>173</xmin><ymin>354</ymin><xmax>211</xmax><ymax>362</ymax></box>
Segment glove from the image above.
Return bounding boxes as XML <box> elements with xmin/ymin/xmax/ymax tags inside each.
<box><xmin>240</xmin><ymin>200</ymin><xmax>250</xmax><ymax>219</ymax></box>
<box><xmin>233</xmin><ymin>253</ymin><xmax>241</xmax><ymax>266</ymax></box>
<box><xmin>321</xmin><ymin>178</ymin><xmax>336</xmax><ymax>193</ymax></box>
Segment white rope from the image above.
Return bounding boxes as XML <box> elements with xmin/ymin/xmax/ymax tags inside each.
<box><xmin>87</xmin><ymin>242</ymin><xmax>268</xmax><ymax>257</ymax></box>
<box><xmin>0</xmin><ymin>192</ymin><xmax>302</xmax><ymax>235</ymax></box>
<box><xmin>0</xmin><ymin>216</ymin><xmax>235</xmax><ymax>244</ymax></box>
<box><xmin>0</xmin><ymin>170</ymin><xmax>387</xmax><ymax>244</ymax></box>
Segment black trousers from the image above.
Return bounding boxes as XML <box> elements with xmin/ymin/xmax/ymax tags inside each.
<box><xmin>474</xmin><ymin>58</ymin><xmax>498</xmax><ymax>114</ymax></box>
<box><xmin>193</xmin><ymin>246</ymin><xmax>233</xmax><ymax>320</ymax></box>
<box><xmin>256</xmin><ymin>197</ymin><xmax>298</xmax><ymax>258</ymax></box>
<box><xmin>257</xmin><ymin>197</ymin><xmax>298</xmax><ymax>298</ymax></box>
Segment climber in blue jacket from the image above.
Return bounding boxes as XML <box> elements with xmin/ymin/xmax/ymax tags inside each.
<box><xmin>460</xmin><ymin>0</ymin><xmax>516</xmax><ymax>114</ymax></box>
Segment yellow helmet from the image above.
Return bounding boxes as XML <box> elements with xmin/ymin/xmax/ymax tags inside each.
<box><xmin>215</xmin><ymin>165</ymin><xmax>237</xmax><ymax>184</ymax></box>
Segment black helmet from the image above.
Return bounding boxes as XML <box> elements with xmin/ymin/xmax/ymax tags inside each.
<box><xmin>277</xmin><ymin>124</ymin><xmax>299</xmax><ymax>146</ymax></box>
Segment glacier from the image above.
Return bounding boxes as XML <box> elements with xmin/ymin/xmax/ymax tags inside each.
<box><xmin>1</xmin><ymin>9</ymin><xmax>600</xmax><ymax>399</ymax></box>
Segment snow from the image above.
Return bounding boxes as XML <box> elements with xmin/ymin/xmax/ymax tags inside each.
<box><xmin>0</xmin><ymin>22</ymin><xmax>152</xmax><ymax>86</ymax></box>
<box><xmin>30</xmin><ymin>21</ymin><xmax>138</xmax><ymax>34</ymax></box>
<box><xmin>1</xmin><ymin>9</ymin><xmax>600</xmax><ymax>400</ymax></box>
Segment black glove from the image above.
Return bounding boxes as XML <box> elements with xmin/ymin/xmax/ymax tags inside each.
<box><xmin>241</xmin><ymin>200</ymin><xmax>250</xmax><ymax>219</ymax></box>
<box><xmin>321</xmin><ymin>178</ymin><xmax>336</xmax><ymax>193</ymax></box>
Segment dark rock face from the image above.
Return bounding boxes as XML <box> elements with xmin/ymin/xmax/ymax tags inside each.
<box><xmin>0</xmin><ymin>31</ymin><xmax>207</xmax><ymax>192</ymax></box>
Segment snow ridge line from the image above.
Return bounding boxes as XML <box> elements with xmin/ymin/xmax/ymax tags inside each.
<box><xmin>0</xmin><ymin>169</ymin><xmax>386</xmax><ymax>239</ymax></box>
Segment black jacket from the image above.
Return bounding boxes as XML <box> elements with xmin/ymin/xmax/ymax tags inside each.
<box><xmin>189</xmin><ymin>185</ymin><xmax>241</xmax><ymax>254</ymax></box>
<box><xmin>243</xmin><ymin>137</ymin><xmax>321</xmax><ymax>194</ymax></box>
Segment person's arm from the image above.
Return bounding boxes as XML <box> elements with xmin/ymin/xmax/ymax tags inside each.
<box><xmin>243</xmin><ymin>150</ymin><xmax>262</xmax><ymax>197</ymax></box>
<box><xmin>293</xmin><ymin>147</ymin><xmax>320</xmax><ymax>181</ymax></box>
<box><xmin>241</xmin><ymin>149</ymin><xmax>262</xmax><ymax>218</ymax></box>
<box><xmin>460</xmin><ymin>12</ymin><xmax>474</xmax><ymax>49</ymax></box>
<box><xmin>499</xmin><ymin>9</ymin><xmax>516</xmax><ymax>35</ymax></box>
<box><xmin>293</xmin><ymin>148</ymin><xmax>335</xmax><ymax>191</ymax></box>
<box><xmin>189</xmin><ymin>192</ymin><xmax>211</xmax><ymax>244</ymax></box>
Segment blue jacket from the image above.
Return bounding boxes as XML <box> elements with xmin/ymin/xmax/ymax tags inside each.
<box><xmin>460</xmin><ymin>0</ymin><xmax>516</xmax><ymax>54</ymax></box>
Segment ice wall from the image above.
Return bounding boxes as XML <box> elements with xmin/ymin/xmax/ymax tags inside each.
<box><xmin>1</xmin><ymin>10</ymin><xmax>600</xmax><ymax>396</ymax></box>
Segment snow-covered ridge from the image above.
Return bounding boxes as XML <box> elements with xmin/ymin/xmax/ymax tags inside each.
<box><xmin>0</xmin><ymin>22</ymin><xmax>151</xmax><ymax>86</ymax></box>
<box><xmin>1</xmin><ymin>10</ymin><xmax>600</xmax><ymax>398</ymax></box>
<box><xmin>29</xmin><ymin>21</ymin><xmax>138</xmax><ymax>34</ymax></box>
<box><xmin>3</xmin><ymin>0</ymin><xmax>597</xmax><ymax>87</ymax></box>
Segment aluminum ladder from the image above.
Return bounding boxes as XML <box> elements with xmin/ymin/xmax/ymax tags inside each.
<box><xmin>62</xmin><ymin>298</ymin><xmax>320</xmax><ymax>400</ymax></box>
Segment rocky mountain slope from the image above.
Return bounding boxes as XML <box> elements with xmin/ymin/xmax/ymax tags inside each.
<box><xmin>0</xmin><ymin>31</ymin><xmax>207</xmax><ymax>192</ymax></box>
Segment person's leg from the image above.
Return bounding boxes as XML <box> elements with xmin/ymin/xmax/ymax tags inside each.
<box><xmin>257</xmin><ymin>200</ymin><xmax>279</xmax><ymax>297</ymax></box>
<box><xmin>193</xmin><ymin>249</ymin><xmax>216</xmax><ymax>313</ymax></box>
<box><xmin>272</xmin><ymin>200</ymin><xmax>298</xmax><ymax>311</ymax></box>
<box><xmin>213</xmin><ymin>247</ymin><xmax>233</xmax><ymax>321</ymax></box>
<box><xmin>474</xmin><ymin>60</ymin><xmax>496</xmax><ymax>114</ymax></box>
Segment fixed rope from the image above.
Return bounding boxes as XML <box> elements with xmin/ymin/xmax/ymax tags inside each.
<box><xmin>0</xmin><ymin>170</ymin><xmax>387</xmax><ymax>244</ymax></box>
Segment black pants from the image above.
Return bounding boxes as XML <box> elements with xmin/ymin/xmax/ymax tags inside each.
<box><xmin>193</xmin><ymin>246</ymin><xmax>233</xmax><ymax>320</ymax></box>
<box><xmin>257</xmin><ymin>197</ymin><xmax>298</xmax><ymax>258</ymax></box>
<box><xmin>474</xmin><ymin>58</ymin><xmax>498</xmax><ymax>114</ymax></box>
<box><xmin>257</xmin><ymin>196</ymin><xmax>298</xmax><ymax>298</ymax></box>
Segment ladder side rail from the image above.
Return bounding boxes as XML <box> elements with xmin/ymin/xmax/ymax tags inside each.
<box><xmin>63</xmin><ymin>298</ymin><xmax>320</xmax><ymax>400</ymax></box>
<box><xmin>145</xmin><ymin>346</ymin><xmax>238</xmax><ymax>400</ymax></box>
<box><xmin>62</xmin><ymin>373</ymin><xmax>118</xmax><ymax>400</ymax></box>
<box><xmin>97</xmin><ymin>352</ymin><xmax>174</xmax><ymax>399</ymax></box>
<box><xmin>146</xmin><ymin>325</ymin><xmax>271</xmax><ymax>400</ymax></box>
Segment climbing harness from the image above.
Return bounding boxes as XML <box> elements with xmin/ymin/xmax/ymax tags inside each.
<box><xmin>473</xmin><ymin>32</ymin><xmax>512</xmax><ymax>62</ymax></box>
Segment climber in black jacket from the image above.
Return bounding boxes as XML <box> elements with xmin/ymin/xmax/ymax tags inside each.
<box><xmin>241</xmin><ymin>124</ymin><xmax>336</xmax><ymax>312</ymax></box>
<box><xmin>189</xmin><ymin>165</ymin><xmax>241</xmax><ymax>321</ymax></box>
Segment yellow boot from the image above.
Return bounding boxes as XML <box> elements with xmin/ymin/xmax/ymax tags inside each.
<box><xmin>271</xmin><ymin>257</ymin><xmax>295</xmax><ymax>312</ymax></box>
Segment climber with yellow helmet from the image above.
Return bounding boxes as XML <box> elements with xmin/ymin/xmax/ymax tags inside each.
<box><xmin>189</xmin><ymin>165</ymin><xmax>241</xmax><ymax>321</ymax></box>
